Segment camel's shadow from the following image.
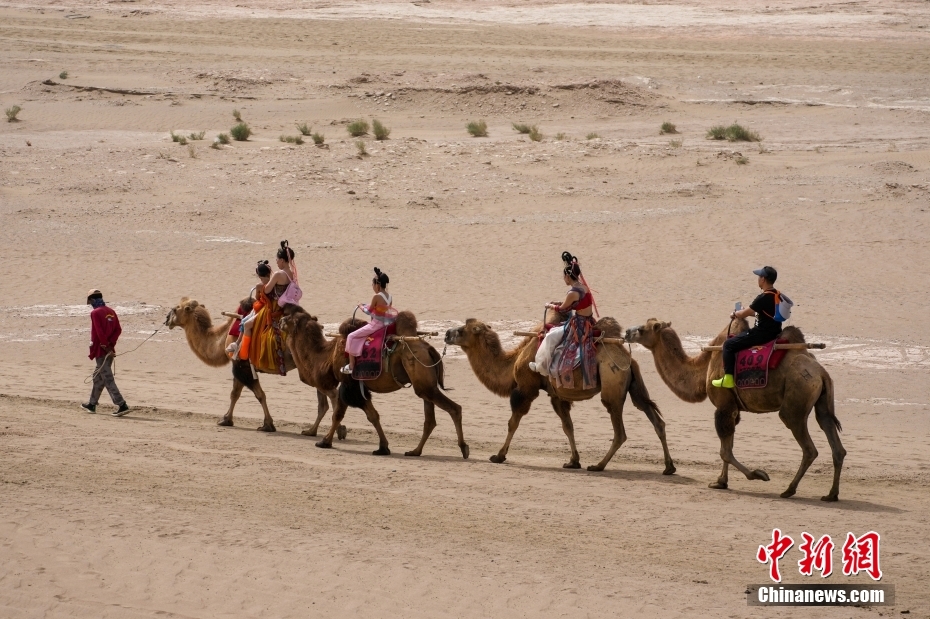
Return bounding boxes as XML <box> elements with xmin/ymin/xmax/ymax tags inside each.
<box><xmin>494</xmin><ymin>459</ymin><xmax>701</xmax><ymax>486</ymax></box>
<box><xmin>722</xmin><ymin>487</ymin><xmax>903</xmax><ymax>513</ymax></box>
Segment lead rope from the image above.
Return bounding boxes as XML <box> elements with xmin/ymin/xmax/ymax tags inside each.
<box><xmin>594</xmin><ymin>335</ymin><xmax>633</xmax><ymax>373</ymax></box>
<box><xmin>84</xmin><ymin>327</ymin><xmax>163</xmax><ymax>383</ymax></box>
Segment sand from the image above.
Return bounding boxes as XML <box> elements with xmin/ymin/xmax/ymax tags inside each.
<box><xmin>1</xmin><ymin>1</ymin><xmax>929</xmax><ymax>617</ymax></box>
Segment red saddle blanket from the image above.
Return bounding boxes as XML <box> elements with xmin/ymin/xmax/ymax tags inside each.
<box><xmin>735</xmin><ymin>338</ymin><xmax>789</xmax><ymax>389</ymax></box>
<box><xmin>352</xmin><ymin>323</ymin><xmax>396</xmax><ymax>381</ymax></box>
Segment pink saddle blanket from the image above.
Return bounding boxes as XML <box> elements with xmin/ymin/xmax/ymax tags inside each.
<box><xmin>734</xmin><ymin>338</ymin><xmax>789</xmax><ymax>389</ymax></box>
<box><xmin>352</xmin><ymin>323</ymin><xmax>396</xmax><ymax>381</ymax></box>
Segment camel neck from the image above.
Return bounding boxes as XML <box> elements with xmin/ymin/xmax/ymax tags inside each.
<box><xmin>650</xmin><ymin>328</ymin><xmax>712</xmax><ymax>403</ymax></box>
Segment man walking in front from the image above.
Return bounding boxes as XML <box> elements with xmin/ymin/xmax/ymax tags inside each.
<box><xmin>81</xmin><ymin>289</ymin><xmax>130</xmax><ymax>417</ymax></box>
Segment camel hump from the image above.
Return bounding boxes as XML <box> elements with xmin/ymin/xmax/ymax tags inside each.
<box><xmin>339</xmin><ymin>317</ymin><xmax>367</xmax><ymax>337</ymax></box>
<box><xmin>780</xmin><ymin>325</ymin><xmax>806</xmax><ymax>344</ymax></box>
<box><xmin>394</xmin><ymin>310</ymin><xmax>418</xmax><ymax>336</ymax></box>
<box><xmin>593</xmin><ymin>316</ymin><xmax>623</xmax><ymax>338</ymax></box>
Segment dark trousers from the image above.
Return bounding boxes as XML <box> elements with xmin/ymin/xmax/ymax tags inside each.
<box><xmin>89</xmin><ymin>354</ymin><xmax>125</xmax><ymax>406</ymax></box>
<box><xmin>722</xmin><ymin>329</ymin><xmax>781</xmax><ymax>375</ymax></box>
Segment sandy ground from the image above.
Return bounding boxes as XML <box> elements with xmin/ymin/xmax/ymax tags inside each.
<box><xmin>1</xmin><ymin>2</ymin><xmax>929</xmax><ymax>617</ymax></box>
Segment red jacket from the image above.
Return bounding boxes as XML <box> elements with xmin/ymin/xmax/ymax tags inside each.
<box><xmin>89</xmin><ymin>305</ymin><xmax>122</xmax><ymax>359</ymax></box>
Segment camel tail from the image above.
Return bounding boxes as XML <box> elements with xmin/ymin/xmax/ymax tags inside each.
<box><xmin>429</xmin><ymin>346</ymin><xmax>449</xmax><ymax>391</ymax></box>
<box><xmin>815</xmin><ymin>372</ymin><xmax>842</xmax><ymax>433</ymax></box>
<box><xmin>628</xmin><ymin>358</ymin><xmax>664</xmax><ymax>422</ymax></box>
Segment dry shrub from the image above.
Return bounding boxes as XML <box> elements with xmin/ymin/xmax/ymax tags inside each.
<box><xmin>467</xmin><ymin>120</ymin><xmax>488</xmax><ymax>137</ymax></box>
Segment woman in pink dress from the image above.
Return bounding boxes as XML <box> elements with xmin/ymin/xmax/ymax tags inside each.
<box><xmin>342</xmin><ymin>267</ymin><xmax>395</xmax><ymax>375</ymax></box>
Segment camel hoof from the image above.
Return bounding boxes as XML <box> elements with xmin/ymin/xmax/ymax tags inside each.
<box><xmin>372</xmin><ymin>446</ymin><xmax>391</xmax><ymax>456</ymax></box>
<box><xmin>315</xmin><ymin>440</ymin><xmax>333</xmax><ymax>449</ymax></box>
<box><xmin>460</xmin><ymin>444</ymin><xmax>470</xmax><ymax>460</ymax></box>
<box><xmin>301</xmin><ymin>428</ymin><xmax>317</xmax><ymax>437</ymax></box>
<box><xmin>663</xmin><ymin>464</ymin><xmax>677</xmax><ymax>476</ymax></box>
<box><xmin>780</xmin><ymin>488</ymin><xmax>797</xmax><ymax>499</ymax></box>
<box><xmin>821</xmin><ymin>494</ymin><xmax>839</xmax><ymax>502</ymax></box>
<box><xmin>404</xmin><ymin>450</ymin><xmax>421</xmax><ymax>457</ymax></box>
<box><xmin>752</xmin><ymin>469</ymin><xmax>770</xmax><ymax>482</ymax></box>
<box><xmin>489</xmin><ymin>454</ymin><xmax>506</xmax><ymax>464</ymax></box>
<box><xmin>217</xmin><ymin>418</ymin><xmax>233</xmax><ymax>427</ymax></box>
<box><xmin>709</xmin><ymin>481</ymin><xmax>729</xmax><ymax>490</ymax></box>
<box><xmin>257</xmin><ymin>424</ymin><xmax>276</xmax><ymax>433</ymax></box>
<box><xmin>563</xmin><ymin>461</ymin><xmax>581</xmax><ymax>469</ymax></box>
<box><xmin>586</xmin><ymin>464</ymin><xmax>605</xmax><ymax>472</ymax></box>
<box><xmin>337</xmin><ymin>425</ymin><xmax>348</xmax><ymax>441</ymax></box>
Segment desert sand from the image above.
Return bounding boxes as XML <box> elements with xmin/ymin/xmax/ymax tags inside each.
<box><xmin>1</xmin><ymin>1</ymin><xmax>929</xmax><ymax>617</ymax></box>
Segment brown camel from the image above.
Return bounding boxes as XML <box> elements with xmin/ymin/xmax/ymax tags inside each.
<box><xmin>624</xmin><ymin>318</ymin><xmax>845</xmax><ymax>501</ymax></box>
<box><xmin>165</xmin><ymin>298</ymin><xmax>345</xmax><ymax>438</ymax></box>
<box><xmin>443</xmin><ymin>315</ymin><xmax>675</xmax><ymax>473</ymax></box>
<box><xmin>279</xmin><ymin>307</ymin><xmax>469</xmax><ymax>458</ymax></box>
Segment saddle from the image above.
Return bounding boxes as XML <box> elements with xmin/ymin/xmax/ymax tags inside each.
<box><xmin>352</xmin><ymin>322</ymin><xmax>397</xmax><ymax>381</ymax></box>
<box><xmin>734</xmin><ymin>338</ymin><xmax>789</xmax><ymax>389</ymax></box>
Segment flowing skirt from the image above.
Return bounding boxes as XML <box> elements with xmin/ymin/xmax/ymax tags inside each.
<box><xmin>346</xmin><ymin>321</ymin><xmax>386</xmax><ymax>357</ymax></box>
<box><xmin>534</xmin><ymin>326</ymin><xmax>565</xmax><ymax>377</ymax></box>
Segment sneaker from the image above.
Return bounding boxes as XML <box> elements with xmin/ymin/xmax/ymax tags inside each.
<box><xmin>112</xmin><ymin>402</ymin><xmax>130</xmax><ymax>417</ymax></box>
<box><xmin>81</xmin><ymin>402</ymin><xmax>96</xmax><ymax>414</ymax></box>
<box><xmin>711</xmin><ymin>374</ymin><xmax>736</xmax><ymax>389</ymax></box>
<box><xmin>340</xmin><ymin>364</ymin><xmax>353</xmax><ymax>375</ymax></box>
<box><xmin>225</xmin><ymin>342</ymin><xmax>238</xmax><ymax>358</ymax></box>
<box><xmin>528</xmin><ymin>362</ymin><xmax>538</xmax><ymax>373</ymax></box>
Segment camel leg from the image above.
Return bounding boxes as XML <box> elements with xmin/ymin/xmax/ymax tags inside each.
<box><xmin>302</xmin><ymin>390</ymin><xmax>344</xmax><ymax>438</ymax></box>
<box><xmin>550</xmin><ymin>397</ymin><xmax>581</xmax><ymax>469</ymax></box>
<box><xmin>711</xmin><ymin>407</ymin><xmax>768</xmax><ymax>489</ymax></box>
<box><xmin>814</xmin><ymin>401</ymin><xmax>846</xmax><ymax>502</ymax></box>
<box><xmin>627</xmin><ymin>371</ymin><xmax>676</xmax><ymax>475</ymax></box>
<box><xmin>251</xmin><ymin>380</ymin><xmax>276</xmax><ymax>432</ymax></box>
<box><xmin>490</xmin><ymin>389</ymin><xmax>538</xmax><ymax>464</ymax></box>
<box><xmin>316</xmin><ymin>399</ymin><xmax>348</xmax><ymax>449</ymax></box>
<box><xmin>779</xmin><ymin>408</ymin><xmax>818</xmax><ymax>499</ymax></box>
<box><xmin>405</xmin><ymin>400</ymin><xmax>437</xmax><ymax>457</ymax></box>
<box><xmin>407</xmin><ymin>388</ymin><xmax>469</xmax><ymax>459</ymax></box>
<box><xmin>361</xmin><ymin>401</ymin><xmax>391</xmax><ymax>456</ymax></box>
<box><xmin>219</xmin><ymin>379</ymin><xmax>244</xmax><ymax>426</ymax></box>
<box><xmin>587</xmin><ymin>398</ymin><xmax>626</xmax><ymax>472</ymax></box>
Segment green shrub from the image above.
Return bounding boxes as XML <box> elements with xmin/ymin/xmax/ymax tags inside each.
<box><xmin>355</xmin><ymin>140</ymin><xmax>368</xmax><ymax>156</ymax></box>
<box><xmin>230</xmin><ymin>123</ymin><xmax>251</xmax><ymax>141</ymax></box>
<box><xmin>232</xmin><ymin>109</ymin><xmax>242</xmax><ymax>122</ymax></box>
<box><xmin>512</xmin><ymin>122</ymin><xmax>531</xmax><ymax>134</ymax></box>
<box><xmin>585</xmin><ymin>132</ymin><xmax>599</xmax><ymax>140</ymax></box>
<box><xmin>467</xmin><ymin>120</ymin><xmax>488</xmax><ymax>137</ymax></box>
<box><xmin>296</xmin><ymin>122</ymin><xmax>311</xmax><ymax>136</ymax></box>
<box><xmin>170</xmin><ymin>131</ymin><xmax>182</xmax><ymax>142</ymax></box>
<box><xmin>707</xmin><ymin>124</ymin><xmax>761</xmax><ymax>142</ymax></box>
<box><xmin>555</xmin><ymin>132</ymin><xmax>567</xmax><ymax>141</ymax></box>
<box><xmin>669</xmin><ymin>139</ymin><xmax>683</xmax><ymax>148</ymax></box>
<box><xmin>279</xmin><ymin>135</ymin><xmax>304</xmax><ymax>145</ymax></box>
<box><xmin>346</xmin><ymin>119</ymin><xmax>369</xmax><ymax>137</ymax></box>
<box><xmin>311</xmin><ymin>132</ymin><xmax>325</xmax><ymax>145</ymax></box>
<box><xmin>188</xmin><ymin>144</ymin><xmax>197</xmax><ymax>158</ymax></box>
<box><xmin>726</xmin><ymin>123</ymin><xmax>761</xmax><ymax>142</ymax></box>
<box><xmin>735</xmin><ymin>155</ymin><xmax>749</xmax><ymax>165</ymax></box>
<box><xmin>528</xmin><ymin>126</ymin><xmax>543</xmax><ymax>142</ymax></box>
<box><xmin>188</xmin><ymin>131</ymin><xmax>205</xmax><ymax>140</ymax></box>
<box><xmin>6</xmin><ymin>105</ymin><xmax>22</xmax><ymax>122</ymax></box>
<box><xmin>216</xmin><ymin>133</ymin><xmax>230</xmax><ymax>145</ymax></box>
<box><xmin>660</xmin><ymin>121</ymin><xmax>677</xmax><ymax>134</ymax></box>
<box><xmin>59</xmin><ymin>71</ymin><xmax>69</xmax><ymax>80</ymax></box>
<box><xmin>372</xmin><ymin>119</ymin><xmax>391</xmax><ymax>140</ymax></box>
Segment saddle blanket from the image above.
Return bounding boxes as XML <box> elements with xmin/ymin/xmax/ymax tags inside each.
<box><xmin>352</xmin><ymin>323</ymin><xmax>396</xmax><ymax>381</ymax></box>
<box><xmin>735</xmin><ymin>338</ymin><xmax>789</xmax><ymax>389</ymax></box>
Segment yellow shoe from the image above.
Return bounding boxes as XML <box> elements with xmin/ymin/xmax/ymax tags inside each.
<box><xmin>712</xmin><ymin>374</ymin><xmax>736</xmax><ymax>389</ymax></box>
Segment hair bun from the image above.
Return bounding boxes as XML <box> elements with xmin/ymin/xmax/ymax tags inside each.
<box><xmin>561</xmin><ymin>251</ymin><xmax>575</xmax><ymax>265</ymax></box>
<box><xmin>373</xmin><ymin>267</ymin><xmax>381</xmax><ymax>276</ymax></box>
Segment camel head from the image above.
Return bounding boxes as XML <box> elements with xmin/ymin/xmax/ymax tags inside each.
<box><xmin>444</xmin><ymin>318</ymin><xmax>497</xmax><ymax>352</ymax></box>
<box><xmin>165</xmin><ymin>297</ymin><xmax>210</xmax><ymax>331</ymax></box>
<box><xmin>624</xmin><ymin>318</ymin><xmax>671</xmax><ymax>349</ymax></box>
<box><xmin>278</xmin><ymin>305</ymin><xmax>318</xmax><ymax>336</ymax></box>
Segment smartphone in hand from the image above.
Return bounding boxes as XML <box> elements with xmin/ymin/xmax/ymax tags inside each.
<box><xmin>734</xmin><ymin>302</ymin><xmax>742</xmax><ymax>312</ymax></box>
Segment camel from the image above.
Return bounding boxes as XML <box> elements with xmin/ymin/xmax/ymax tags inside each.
<box><xmin>624</xmin><ymin>318</ymin><xmax>845</xmax><ymax>501</ymax></box>
<box><xmin>279</xmin><ymin>307</ymin><xmax>469</xmax><ymax>458</ymax></box>
<box><xmin>165</xmin><ymin>298</ymin><xmax>345</xmax><ymax>438</ymax></box>
<box><xmin>443</xmin><ymin>314</ymin><xmax>675</xmax><ymax>473</ymax></box>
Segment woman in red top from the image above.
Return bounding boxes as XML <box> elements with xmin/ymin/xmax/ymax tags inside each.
<box><xmin>531</xmin><ymin>253</ymin><xmax>597</xmax><ymax>389</ymax></box>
